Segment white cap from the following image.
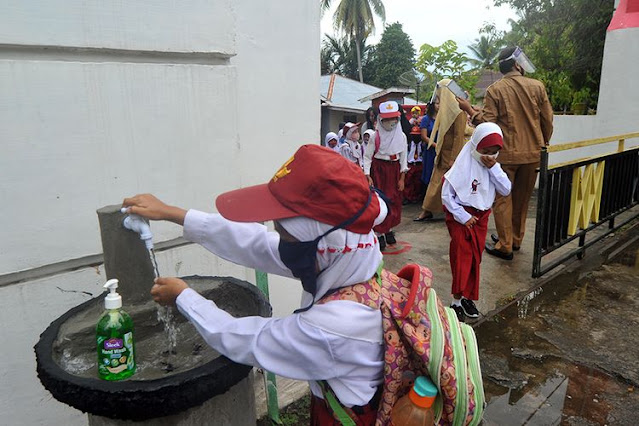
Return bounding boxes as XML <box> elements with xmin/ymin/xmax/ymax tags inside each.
<box><xmin>104</xmin><ymin>279</ymin><xmax>122</xmax><ymax>310</ymax></box>
<box><xmin>378</xmin><ymin>101</ymin><xmax>401</xmax><ymax>119</ymax></box>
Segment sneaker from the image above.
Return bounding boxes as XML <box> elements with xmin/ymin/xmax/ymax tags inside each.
<box><xmin>450</xmin><ymin>304</ymin><xmax>465</xmax><ymax>322</ymax></box>
<box><xmin>385</xmin><ymin>231</ymin><xmax>397</xmax><ymax>245</ymax></box>
<box><xmin>378</xmin><ymin>235</ymin><xmax>386</xmax><ymax>252</ymax></box>
<box><xmin>460</xmin><ymin>298</ymin><xmax>480</xmax><ymax>318</ymax></box>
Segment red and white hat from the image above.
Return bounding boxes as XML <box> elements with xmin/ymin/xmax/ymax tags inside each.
<box><xmin>378</xmin><ymin>101</ymin><xmax>401</xmax><ymax>119</ymax></box>
<box><xmin>216</xmin><ymin>145</ymin><xmax>380</xmax><ymax>234</ymax></box>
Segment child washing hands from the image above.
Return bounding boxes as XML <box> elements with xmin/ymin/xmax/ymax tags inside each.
<box><xmin>441</xmin><ymin>122</ymin><xmax>512</xmax><ymax>322</ymax></box>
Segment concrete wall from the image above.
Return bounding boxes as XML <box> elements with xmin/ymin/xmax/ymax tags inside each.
<box><xmin>0</xmin><ymin>1</ymin><xmax>318</xmax><ymax>424</ymax></box>
<box><xmin>548</xmin><ymin>25</ymin><xmax>639</xmax><ymax>165</ymax></box>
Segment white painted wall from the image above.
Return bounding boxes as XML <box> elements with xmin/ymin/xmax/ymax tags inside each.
<box><xmin>0</xmin><ymin>1</ymin><xmax>318</xmax><ymax>423</ymax></box>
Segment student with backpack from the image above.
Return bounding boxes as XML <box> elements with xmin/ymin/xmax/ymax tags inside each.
<box><xmin>123</xmin><ymin>145</ymin><xmax>484</xmax><ymax>425</ymax></box>
<box><xmin>442</xmin><ymin>123</ymin><xmax>512</xmax><ymax>322</ymax></box>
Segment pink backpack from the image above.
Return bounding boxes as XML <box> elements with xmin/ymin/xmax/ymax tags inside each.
<box><xmin>318</xmin><ymin>264</ymin><xmax>484</xmax><ymax>425</ymax></box>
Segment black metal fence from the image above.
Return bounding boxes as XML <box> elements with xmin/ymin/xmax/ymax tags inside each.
<box><xmin>532</xmin><ymin>134</ymin><xmax>639</xmax><ymax>277</ymax></box>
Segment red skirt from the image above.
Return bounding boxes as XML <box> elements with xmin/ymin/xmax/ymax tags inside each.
<box><xmin>402</xmin><ymin>162</ymin><xmax>424</xmax><ymax>203</ymax></box>
<box><xmin>445</xmin><ymin>206</ymin><xmax>491</xmax><ymax>301</ymax></box>
<box><xmin>310</xmin><ymin>394</ymin><xmax>378</xmax><ymax>426</ymax></box>
<box><xmin>371</xmin><ymin>158</ymin><xmax>402</xmax><ymax>234</ymax></box>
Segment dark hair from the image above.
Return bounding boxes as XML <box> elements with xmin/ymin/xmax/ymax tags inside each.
<box><xmin>426</xmin><ymin>101</ymin><xmax>437</xmax><ymax>118</ymax></box>
<box><xmin>398</xmin><ymin>107</ymin><xmax>412</xmax><ymax>137</ymax></box>
<box><xmin>365</xmin><ymin>107</ymin><xmax>378</xmax><ymax>129</ymax></box>
<box><xmin>338</xmin><ymin>122</ymin><xmax>346</xmax><ymax>130</ymax></box>
<box><xmin>498</xmin><ymin>46</ymin><xmax>517</xmax><ymax>74</ymax></box>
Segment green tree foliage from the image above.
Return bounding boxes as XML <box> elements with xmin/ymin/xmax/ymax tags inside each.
<box><xmin>367</xmin><ymin>22</ymin><xmax>415</xmax><ymax>88</ymax></box>
<box><xmin>322</xmin><ymin>0</ymin><xmax>386</xmax><ymax>82</ymax></box>
<box><xmin>321</xmin><ymin>34</ymin><xmax>375</xmax><ymax>81</ymax></box>
<box><xmin>492</xmin><ymin>0</ymin><xmax>614</xmax><ymax>110</ymax></box>
<box><xmin>468</xmin><ymin>34</ymin><xmax>504</xmax><ymax>69</ymax></box>
<box><xmin>415</xmin><ymin>40</ymin><xmax>479</xmax><ymax>99</ymax></box>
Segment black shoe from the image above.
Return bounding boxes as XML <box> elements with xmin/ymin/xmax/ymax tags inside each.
<box><xmin>413</xmin><ymin>211</ymin><xmax>434</xmax><ymax>222</ymax></box>
<box><xmin>485</xmin><ymin>242</ymin><xmax>514</xmax><ymax>260</ymax></box>
<box><xmin>491</xmin><ymin>233</ymin><xmax>520</xmax><ymax>251</ymax></box>
<box><xmin>378</xmin><ymin>235</ymin><xmax>386</xmax><ymax>252</ymax></box>
<box><xmin>460</xmin><ymin>298</ymin><xmax>480</xmax><ymax>318</ymax></box>
<box><xmin>385</xmin><ymin>231</ymin><xmax>397</xmax><ymax>245</ymax></box>
<box><xmin>450</xmin><ymin>304</ymin><xmax>465</xmax><ymax>322</ymax></box>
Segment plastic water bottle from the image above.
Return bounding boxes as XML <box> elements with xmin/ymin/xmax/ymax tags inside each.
<box><xmin>390</xmin><ymin>376</ymin><xmax>437</xmax><ymax>425</ymax></box>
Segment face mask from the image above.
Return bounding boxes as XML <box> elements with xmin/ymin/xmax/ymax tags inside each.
<box><xmin>381</xmin><ymin>120</ymin><xmax>397</xmax><ymax>131</ymax></box>
<box><xmin>277</xmin><ymin>191</ymin><xmax>373</xmax><ymax>312</ymax></box>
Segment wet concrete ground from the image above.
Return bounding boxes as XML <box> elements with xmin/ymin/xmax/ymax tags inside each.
<box><xmin>478</xmin><ymin>239</ymin><xmax>639</xmax><ymax>425</ymax></box>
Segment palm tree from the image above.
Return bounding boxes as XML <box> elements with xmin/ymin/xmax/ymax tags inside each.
<box><xmin>468</xmin><ymin>35</ymin><xmax>503</xmax><ymax>69</ymax></box>
<box><xmin>321</xmin><ymin>34</ymin><xmax>374</xmax><ymax>80</ymax></box>
<box><xmin>321</xmin><ymin>0</ymin><xmax>385</xmax><ymax>82</ymax></box>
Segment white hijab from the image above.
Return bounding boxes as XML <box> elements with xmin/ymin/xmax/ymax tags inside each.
<box><xmin>279</xmin><ymin>193</ymin><xmax>388</xmax><ymax>307</ymax></box>
<box><xmin>324</xmin><ymin>132</ymin><xmax>340</xmax><ymax>152</ymax></box>
<box><xmin>376</xmin><ymin>115</ymin><xmax>406</xmax><ymax>156</ymax></box>
<box><xmin>444</xmin><ymin>122</ymin><xmax>503</xmax><ymax>211</ymax></box>
<box><xmin>363</xmin><ymin>129</ymin><xmax>376</xmax><ymax>147</ymax></box>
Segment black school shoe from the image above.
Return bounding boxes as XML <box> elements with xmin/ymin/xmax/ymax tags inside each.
<box><xmin>485</xmin><ymin>242</ymin><xmax>514</xmax><ymax>260</ymax></box>
<box><xmin>385</xmin><ymin>231</ymin><xmax>397</xmax><ymax>245</ymax></box>
<box><xmin>491</xmin><ymin>233</ymin><xmax>520</xmax><ymax>251</ymax></box>
<box><xmin>450</xmin><ymin>304</ymin><xmax>465</xmax><ymax>322</ymax></box>
<box><xmin>378</xmin><ymin>234</ymin><xmax>386</xmax><ymax>252</ymax></box>
<box><xmin>460</xmin><ymin>298</ymin><xmax>480</xmax><ymax>318</ymax></box>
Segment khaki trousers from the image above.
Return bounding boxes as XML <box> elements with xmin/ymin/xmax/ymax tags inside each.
<box><xmin>493</xmin><ymin>163</ymin><xmax>538</xmax><ymax>253</ymax></box>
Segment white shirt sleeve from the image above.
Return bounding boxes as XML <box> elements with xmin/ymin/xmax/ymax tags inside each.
<box><xmin>363</xmin><ymin>135</ymin><xmax>375</xmax><ymax>176</ymax></box>
<box><xmin>442</xmin><ymin>179</ymin><xmax>472</xmax><ymax>224</ymax></box>
<box><xmin>489</xmin><ymin>163</ymin><xmax>512</xmax><ymax>196</ymax></box>
<box><xmin>183</xmin><ymin>209</ymin><xmax>293</xmax><ymax>278</ymax></box>
<box><xmin>176</xmin><ymin>289</ymin><xmax>383</xmax><ymax>392</ymax></box>
<box><xmin>399</xmin><ymin>134</ymin><xmax>409</xmax><ymax>173</ymax></box>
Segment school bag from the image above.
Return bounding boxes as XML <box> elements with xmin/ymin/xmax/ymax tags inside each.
<box><xmin>317</xmin><ymin>263</ymin><xmax>484</xmax><ymax>426</ymax></box>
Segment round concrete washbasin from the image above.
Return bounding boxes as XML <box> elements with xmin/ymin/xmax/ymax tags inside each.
<box><xmin>35</xmin><ymin>276</ymin><xmax>271</xmax><ymax>421</ymax></box>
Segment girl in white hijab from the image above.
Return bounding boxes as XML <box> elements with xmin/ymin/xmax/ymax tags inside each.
<box><xmin>442</xmin><ymin>122</ymin><xmax>511</xmax><ymax>322</ymax></box>
<box><xmin>324</xmin><ymin>131</ymin><xmax>340</xmax><ymax>152</ymax></box>
<box><xmin>339</xmin><ymin>122</ymin><xmax>364</xmax><ymax>169</ymax></box>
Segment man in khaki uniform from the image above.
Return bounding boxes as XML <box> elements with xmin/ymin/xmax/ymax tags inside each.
<box><xmin>457</xmin><ymin>46</ymin><xmax>553</xmax><ymax>260</ymax></box>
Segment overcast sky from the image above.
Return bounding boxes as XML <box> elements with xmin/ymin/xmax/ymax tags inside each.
<box><xmin>320</xmin><ymin>0</ymin><xmax>518</xmax><ymax>56</ymax></box>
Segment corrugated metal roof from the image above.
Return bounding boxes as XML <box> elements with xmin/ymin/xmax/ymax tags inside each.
<box><xmin>320</xmin><ymin>74</ymin><xmax>381</xmax><ymax>112</ymax></box>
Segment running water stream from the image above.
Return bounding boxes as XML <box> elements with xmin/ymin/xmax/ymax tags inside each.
<box><xmin>149</xmin><ymin>248</ymin><xmax>178</xmax><ymax>370</ymax></box>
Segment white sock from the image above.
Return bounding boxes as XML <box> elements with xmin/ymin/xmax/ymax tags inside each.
<box><xmin>451</xmin><ymin>298</ymin><xmax>462</xmax><ymax>307</ymax></box>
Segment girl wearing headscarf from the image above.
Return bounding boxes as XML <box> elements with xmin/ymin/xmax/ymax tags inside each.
<box><xmin>442</xmin><ymin>123</ymin><xmax>511</xmax><ymax>322</ymax></box>
<box><xmin>363</xmin><ymin>101</ymin><xmax>409</xmax><ymax>251</ymax></box>
<box><xmin>122</xmin><ymin>145</ymin><xmax>387</xmax><ymax>425</ymax></box>
<box><xmin>339</xmin><ymin>122</ymin><xmax>364</xmax><ymax>169</ymax></box>
<box><xmin>415</xmin><ymin>79</ymin><xmax>468</xmax><ymax>221</ymax></box>
<box><xmin>362</xmin><ymin>129</ymin><xmax>375</xmax><ymax>148</ymax></box>
<box><xmin>324</xmin><ymin>131</ymin><xmax>340</xmax><ymax>153</ymax></box>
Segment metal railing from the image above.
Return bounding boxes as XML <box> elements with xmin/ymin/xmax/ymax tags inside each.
<box><xmin>532</xmin><ymin>133</ymin><xmax>639</xmax><ymax>277</ymax></box>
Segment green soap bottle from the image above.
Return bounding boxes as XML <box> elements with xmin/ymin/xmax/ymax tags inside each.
<box><xmin>96</xmin><ymin>279</ymin><xmax>136</xmax><ymax>380</ymax></box>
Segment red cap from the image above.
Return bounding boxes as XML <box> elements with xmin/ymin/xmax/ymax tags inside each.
<box><xmin>342</xmin><ymin>122</ymin><xmax>362</xmax><ymax>137</ymax></box>
<box><xmin>216</xmin><ymin>145</ymin><xmax>380</xmax><ymax>234</ymax></box>
<box><xmin>476</xmin><ymin>132</ymin><xmax>503</xmax><ymax>150</ymax></box>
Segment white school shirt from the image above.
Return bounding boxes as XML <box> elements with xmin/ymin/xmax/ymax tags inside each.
<box><xmin>177</xmin><ymin>210</ymin><xmax>384</xmax><ymax>407</ymax></box>
<box><xmin>362</xmin><ymin>132</ymin><xmax>409</xmax><ymax>175</ymax></box>
<box><xmin>441</xmin><ymin>164</ymin><xmax>511</xmax><ymax>224</ymax></box>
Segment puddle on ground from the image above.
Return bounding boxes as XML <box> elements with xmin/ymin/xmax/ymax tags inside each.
<box><xmin>477</xmin><ymin>240</ymin><xmax>639</xmax><ymax>425</ymax></box>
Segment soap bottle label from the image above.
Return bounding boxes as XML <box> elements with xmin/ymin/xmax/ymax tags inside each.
<box><xmin>98</xmin><ymin>332</ymin><xmax>135</xmax><ymax>377</ymax></box>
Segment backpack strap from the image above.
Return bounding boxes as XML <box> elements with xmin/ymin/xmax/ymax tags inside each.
<box><xmin>316</xmin><ymin>381</ymin><xmax>360</xmax><ymax>426</ymax></box>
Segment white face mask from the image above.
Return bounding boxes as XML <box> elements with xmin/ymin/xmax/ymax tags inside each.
<box><xmin>381</xmin><ymin>120</ymin><xmax>398</xmax><ymax>131</ymax></box>
<box><xmin>471</xmin><ymin>150</ymin><xmax>499</xmax><ymax>165</ymax></box>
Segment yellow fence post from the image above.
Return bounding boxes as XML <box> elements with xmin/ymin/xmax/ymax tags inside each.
<box><xmin>618</xmin><ymin>138</ymin><xmax>625</xmax><ymax>152</ymax></box>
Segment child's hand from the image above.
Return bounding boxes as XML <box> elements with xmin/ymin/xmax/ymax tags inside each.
<box><xmin>366</xmin><ymin>175</ymin><xmax>374</xmax><ymax>186</ymax></box>
<box><xmin>480</xmin><ymin>155</ymin><xmax>497</xmax><ymax>168</ymax></box>
<box><xmin>122</xmin><ymin>194</ymin><xmax>186</xmax><ymax>225</ymax></box>
<box><xmin>151</xmin><ymin>277</ymin><xmax>189</xmax><ymax>306</ymax></box>
<box><xmin>397</xmin><ymin>176</ymin><xmax>405</xmax><ymax>192</ymax></box>
<box><xmin>465</xmin><ymin>216</ymin><xmax>478</xmax><ymax>229</ymax></box>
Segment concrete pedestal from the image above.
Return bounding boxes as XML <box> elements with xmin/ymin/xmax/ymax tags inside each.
<box><xmin>88</xmin><ymin>372</ymin><xmax>256</xmax><ymax>426</ymax></box>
